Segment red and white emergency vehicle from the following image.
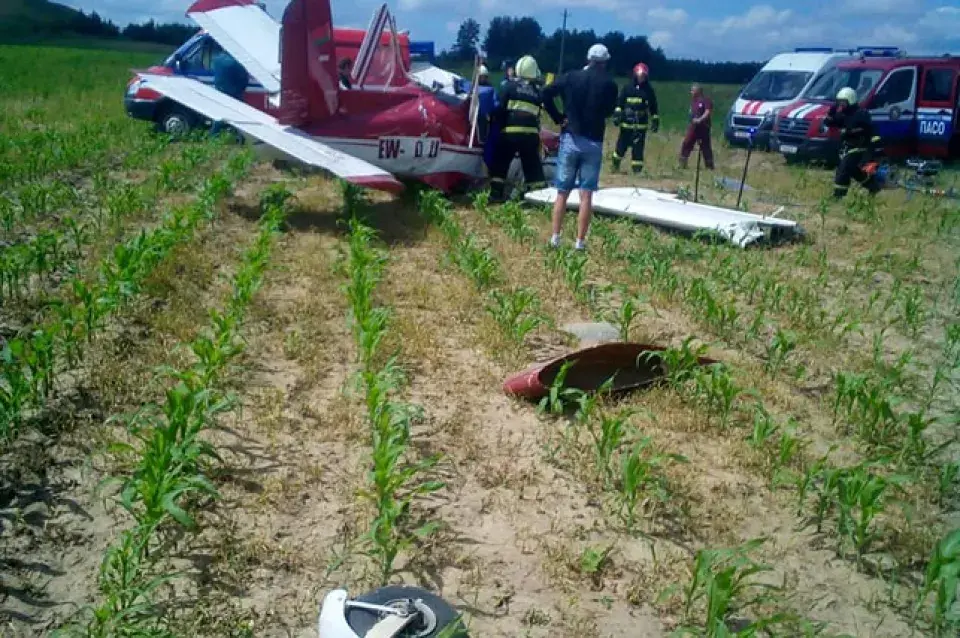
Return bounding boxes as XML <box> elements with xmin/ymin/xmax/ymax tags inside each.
<box><xmin>772</xmin><ymin>51</ymin><xmax>960</xmax><ymax>163</ymax></box>
<box><xmin>724</xmin><ymin>48</ymin><xmax>876</xmax><ymax>150</ymax></box>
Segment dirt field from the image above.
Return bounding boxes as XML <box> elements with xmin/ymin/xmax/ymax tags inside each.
<box><xmin>1</xmin><ymin>44</ymin><xmax>959</xmax><ymax>638</ymax></box>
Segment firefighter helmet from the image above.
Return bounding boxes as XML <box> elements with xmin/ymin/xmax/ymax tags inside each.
<box><xmin>836</xmin><ymin>87</ymin><xmax>857</xmax><ymax>104</ymax></box>
<box><xmin>516</xmin><ymin>55</ymin><xmax>540</xmax><ymax>80</ymax></box>
<box><xmin>633</xmin><ymin>62</ymin><xmax>649</xmax><ymax>78</ymax></box>
<box><xmin>478</xmin><ymin>65</ymin><xmax>489</xmax><ymax>76</ymax></box>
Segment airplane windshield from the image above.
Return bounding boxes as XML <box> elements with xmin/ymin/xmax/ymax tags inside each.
<box><xmin>740</xmin><ymin>70</ymin><xmax>813</xmax><ymax>101</ymax></box>
<box><xmin>806</xmin><ymin>67</ymin><xmax>883</xmax><ymax>102</ymax></box>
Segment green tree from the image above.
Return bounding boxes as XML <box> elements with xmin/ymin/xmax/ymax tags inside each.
<box><xmin>454</xmin><ymin>18</ymin><xmax>481</xmax><ymax>61</ymax></box>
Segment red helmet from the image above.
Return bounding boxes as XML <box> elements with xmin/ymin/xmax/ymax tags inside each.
<box><xmin>633</xmin><ymin>63</ymin><xmax>649</xmax><ymax>77</ymax></box>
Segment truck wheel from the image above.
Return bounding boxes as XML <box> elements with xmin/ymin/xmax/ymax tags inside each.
<box><xmin>156</xmin><ymin>106</ymin><xmax>194</xmax><ymax>138</ymax></box>
<box><xmin>344</xmin><ymin>585</ymin><xmax>468</xmax><ymax>637</ymax></box>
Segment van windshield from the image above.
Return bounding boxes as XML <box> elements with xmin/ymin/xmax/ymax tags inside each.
<box><xmin>740</xmin><ymin>70</ymin><xmax>813</xmax><ymax>101</ymax></box>
<box><xmin>806</xmin><ymin>67</ymin><xmax>884</xmax><ymax>102</ymax></box>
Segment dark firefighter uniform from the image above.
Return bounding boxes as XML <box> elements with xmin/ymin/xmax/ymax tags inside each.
<box><xmin>490</xmin><ymin>75</ymin><xmax>562</xmax><ymax>200</ymax></box>
<box><xmin>824</xmin><ymin>102</ymin><xmax>881</xmax><ymax>198</ymax></box>
<box><xmin>613</xmin><ymin>81</ymin><xmax>659</xmax><ymax>173</ymax></box>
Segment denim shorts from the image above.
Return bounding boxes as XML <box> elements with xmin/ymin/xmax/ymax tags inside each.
<box><xmin>554</xmin><ymin>131</ymin><xmax>603</xmax><ymax>192</ymax></box>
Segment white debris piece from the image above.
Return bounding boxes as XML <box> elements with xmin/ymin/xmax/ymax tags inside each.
<box><xmin>524</xmin><ymin>186</ymin><xmax>802</xmax><ymax>248</ymax></box>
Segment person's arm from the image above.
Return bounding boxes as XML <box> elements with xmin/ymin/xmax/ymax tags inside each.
<box><xmin>541</xmin><ymin>73</ymin><xmax>566</xmax><ymax>123</ymax></box>
<box><xmin>494</xmin><ymin>82</ymin><xmax>511</xmax><ymax>117</ymax></box>
<box><xmin>695</xmin><ymin>98</ymin><xmax>712</xmax><ymax>124</ymax></box>
<box><xmin>612</xmin><ymin>84</ymin><xmax>626</xmax><ymax>126</ymax></box>
<box><xmin>540</xmin><ymin>89</ymin><xmax>563</xmax><ymax>126</ymax></box>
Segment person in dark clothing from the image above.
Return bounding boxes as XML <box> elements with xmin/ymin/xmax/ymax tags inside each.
<box><xmin>210</xmin><ymin>45</ymin><xmax>249</xmax><ymax>138</ymax></box>
<box><xmin>825</xmin><ymin>86</ymin><xmax>881</xmax><ymax>199</ymax></box>
<box><xmin>489</xmin><ymin>55</ymin><xmax>562</xmax><ymax>201</ymax></box>
<box><xmin>339</xmin><ymin>58</ymin><xmax>353</xmax><ymax>89</ymax></box>
<box><xmin>541</xmin><ymin>43</ymin><xmax>619</xmax><ymax>251</ymax></box>
<box><xmin>679</xmin><ymin>83</ymin><xmax>714</xmax><ymax>169</ymax></box>
<box><xmin>612</xmin><ymin>62</ymin><xmax>660</xmax><ymax>174</ymax></box>
<box><xmin>500</xmin><ymin>60</ymin><xmax>515</xmax><ymax>92</ymax></box>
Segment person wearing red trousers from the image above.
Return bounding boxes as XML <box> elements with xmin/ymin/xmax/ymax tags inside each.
<box><xmin>679</xmin><ymin>83</ymin><xmax>714</xmax><ymax>170</ymax></box>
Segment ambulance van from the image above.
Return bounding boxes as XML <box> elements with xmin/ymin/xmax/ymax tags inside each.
<box><xmin>724</xmin><ymin>47</ymin><xmax>900</xmax><ymax>150</ymax></box>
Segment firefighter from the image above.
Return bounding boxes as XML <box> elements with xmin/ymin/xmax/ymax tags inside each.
<box><xmin>489</xmin><ymin>55</ymin><xmax>563</xmax><ymax>201</ymax></box>
<box><xmin>612</xmin><ymin>62</ymin><xmax>659</xmax><ymax>174</ymax></box>
<box><xmin>825</xmin><ymin>87</ymin><xmax>881</xmax><ymax>199</ymax></box>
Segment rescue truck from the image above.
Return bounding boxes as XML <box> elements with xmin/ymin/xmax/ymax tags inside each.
<box><xmin>125</xmin><ymin>27</ymin><xmax>431</xmax><ymax>136</ymax></box>
<box><xmin>772</xmin><ymin>50</ymin><xmax>960</xmax><ymax>164</ymax></box>
<box><xmin>724</xmin><ymin>48</ymin><xmax>877</xmax><ymax>150</ymax></box>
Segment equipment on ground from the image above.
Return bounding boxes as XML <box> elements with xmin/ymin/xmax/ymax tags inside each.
<box><xmin>318</xmin><ymin>586</ymin><xmax>467</xmax><ymax>637</ymax></box>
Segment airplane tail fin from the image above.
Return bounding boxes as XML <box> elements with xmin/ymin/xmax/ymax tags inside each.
<box><xmin>278</xmin><ymin>0</ymin><xmax>338</xmax><ymax>126</ymax></box>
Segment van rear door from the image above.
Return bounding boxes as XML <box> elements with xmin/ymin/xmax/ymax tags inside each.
<box><xmin>866</xmin><ymin>65</ymin><xmax>918</xmax><ymax>157</ymax></box>
<box><xmin>916</xmin><ymin>65</ymin><xmax>957</xmax><ymax>159</ymax></box>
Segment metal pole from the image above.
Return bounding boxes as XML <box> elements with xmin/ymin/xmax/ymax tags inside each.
<box><xmin>736</xmin><ymin>137</ymin><xmax>753</xmax><ymax>208</ymax></box>
<box><xmin>558</xmin><ymin>9</ymin><xmax>568</xmax><ymax>74</ymax></box>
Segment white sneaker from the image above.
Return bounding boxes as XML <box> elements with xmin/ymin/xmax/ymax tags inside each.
<box><xmin>549</xmin><ymin>234</ymin><xmax>561</xmax><ymax>248</ymax></box>
<box><xmin>574</xmin><ymin>239</ymin><xmax>586</xmax><ymax>251</ymax></box>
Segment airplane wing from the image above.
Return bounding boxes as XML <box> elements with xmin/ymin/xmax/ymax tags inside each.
<box><xmin>140</xmin><ymin>73</ymin><xmax>404</xmax><ymax>194</ymax></box>
<box><xmin>186</xmin><ymin>0</ymin><xmax>281</xmax><ymax>94</ymax></box>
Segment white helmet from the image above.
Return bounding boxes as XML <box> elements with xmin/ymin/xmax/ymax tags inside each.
<box><xmin>587</xmin><ymin>43</ymin><xmax>610</xmax><ymax>62</ymax></box>
<box><xmin>836</xmin><ymin>87</ymin><xmax>857</xmax><ymax>104</ymax></box>
<box><xmin>479</xmin><ymin>65</ymin><xmax>489</xmax><ymax>76</ymax></box>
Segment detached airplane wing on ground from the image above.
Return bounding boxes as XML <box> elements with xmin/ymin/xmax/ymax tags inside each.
<box><xmin>141</xmin><ymin>73</ymin><xmax>404</xmax><ymax>193</ymax></box>
<box><xmin>186</xmin><ymin>0</ymin><xmax>281</xmax><ymax>94</ymax></box>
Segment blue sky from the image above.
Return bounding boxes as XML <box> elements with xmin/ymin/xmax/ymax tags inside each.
<box><xmin>65</xmin><ymin>0</ymin><xmax>960</xmax><ymax>62</ymax></box>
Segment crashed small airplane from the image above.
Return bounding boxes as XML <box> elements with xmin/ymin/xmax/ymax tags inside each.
<box><xmin>132</xmin><ymin>0</ymin><xmax>556</xmax><ymax>194</ymax></box>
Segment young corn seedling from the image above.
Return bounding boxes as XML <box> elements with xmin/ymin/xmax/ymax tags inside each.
<box><xmin>670</xmin><ymin>538</ymin><xmax>787</xmax><ymax>637</ymax></box>
<box><xmin>913</xmin><ymin>527</ymin><xmax>960</xmax><ymax>637</ymax></box>
<box><xmin>603</xmin><ymin>288</ymin><xmax>649</xmax><ymax>342</ymax></box>
<box><xmin>647</xmin><ymin>337</ymin><xmax>709</xmax><ymax>393</ymax></box>
<box><xmin>616</xmin><ymin>437</ymin><xmax>687</xmax><ymax>535</ymax></box>
<box><xmin>764</xmin><ymin>328</ymin><xmax>798</xmax><ymax>377</ymax></box>
<box><xmin>588</xmin><ymin>408</ymin><xmax>635</xmax><ymax>487</ymax></box>
<box><xmin>693</xmin><ymin>363</ymin><xmax>741</xmax><ymax>430</ymax></box>
<box><xmin>498</xmin><ymin>200</ymin><xmax>535</xmax><ymax>243</ymax></box>
<box><xmin>484</xmin><ymin>287</ymin><xmax>547</xmax><ymax>346</ymax></box>
<box><xmin>537</xmin><ymin>360</ymin><xmax>585</xmax><ymax>416</ymax></box>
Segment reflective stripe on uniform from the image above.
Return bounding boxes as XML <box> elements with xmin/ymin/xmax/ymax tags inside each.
<box><xmin>631</xmin><ymin>161</ymin><xmax>643</xmax><ymax>166</ymax></box>
<box><xmin>507</xmin><ymin>100</ymin><xmax>540</xmax><ymax>115</ymax></box>
<box><xmin>503</xmin><ymin>126</ymin><xmax>539</xmax><ymax>134</ymax></box>
<box><xmin>625</xmin><ymin>97</ymin><xmax>647</xmax><ymax>104</ymax></box>
<box><xmin>620</xmin><ymin>123</ymin><xmax>648</xmax><ymax>130</ymax></box>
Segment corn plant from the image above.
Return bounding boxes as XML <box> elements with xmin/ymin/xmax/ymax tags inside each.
<box><xmin>692</xmin><ymin>363</ymin><xmax>741</xmax><ymax>430</ymax></box>
<box><xmin>913</xmin><ymin>528</ymin><xmax>960</xmax><ymax>636</ymax></box>
<box><xmin>603</xmin><ymin>288</ymin><xmax>648</xmax><ymax>342</ymax></box>
<box><xmin>588</xmin><ymin>408</ymin><xmax>634</xmax><ymax>486</ymax></box>
<box><xmin>64</xmin><ymin>177</ymin><xmax>285</xmax><ymax>636</ymax></box>
<box><xmin>764</xmin><ymin>328</ymin><xmax>798</xmax><ymax>376</ymax></box>
<box><xmin>669</xmin><ymin>538</ymin><xmax>788</xmax><ymax>637</ymax></box>
<box><xmin>484</xmin><ymin>287</ymin><xmax>547</xmax><ymax>345</ymax></box>
<box><xmin>497</xmin><ymin>199</ymin><xmax>535</xmax><ymax>243</ymax></box>
<box><xmin>616</xmin><ymin>437</ymin><xmax>687</xmax><ymax>534</ymax></box>
<box><xmin>342</xmin><ymin>199</ymin><xmax>445</xmax><ymax>583</ymax></box>
<box><xmin>536</xmin><ymin>360</ymin><xmax>584</xmax><ymax>416</ymax></box>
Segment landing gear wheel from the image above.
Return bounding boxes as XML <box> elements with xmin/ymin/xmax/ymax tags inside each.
<box><xmin>156</xmin><ymin>106</ymin><xmax>194</xmax><ymax>138</ymax></box>
<box><xmin>344</xmin><ymin>586</ymin><xmax>467</xmax><ymax>637</ymax></box>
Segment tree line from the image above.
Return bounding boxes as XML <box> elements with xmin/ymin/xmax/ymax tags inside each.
<box><xmin>8</xmin><ymin>7</ymin><xmax>199</xmax><ymax>47</ymax></box>
<box><xmin>442</xmin><ymin>16</ymin><xmax>762</xmax><ymax>84</ymax></box>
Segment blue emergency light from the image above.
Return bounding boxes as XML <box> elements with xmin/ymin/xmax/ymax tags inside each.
<box><xmin>855</xmin><ymin>46</ymin><xmax>902</xmax><ymax>57</ymax></box>
<box><xmin>794</xmin><ymin>47</ymin><xmax>834</xmax><ymax>53</ymax></box>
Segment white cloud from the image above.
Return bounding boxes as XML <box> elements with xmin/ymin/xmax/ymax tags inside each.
<box><xmin>708</xmin><ymin>5</ymin><xmax>793</xmax><ymax>36</ymax></box>
<box><xmin>838</xmin><ymin>0</ymin><xmax>919</xmax><ymax>16</ymax></box>
<box><xmin>647</xmin><ymin>7</ymin><xmax>687</xmax><ymax>26</ymax></box>
<box><xmin>649</xmin><ymin>30</ymin><xmax>673</xmax><ymax>49</ymax></box>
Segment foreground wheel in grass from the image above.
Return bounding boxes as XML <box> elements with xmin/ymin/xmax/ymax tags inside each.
<box><xmin>156</xmin><ymin>105</ymin><xmax>194</xmax><ymax>138</ymax></box>
<box><xmin>344</xmin><ymin>585</ymin><xmax>467</xmax><ymax>637</ymax></box>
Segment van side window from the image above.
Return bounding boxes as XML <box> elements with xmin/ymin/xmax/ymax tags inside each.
<box><xmin>181</xmin><ymin>41</ymin><xmax>214</xmax><ymax>73</ymax></box>
<box><xmin>872</xmin><ymin>68</ymin><xmax>914</xmax><ymax>109</ymax></box>
<box><xmin>922</xmin><ymin>68</ymin><xmax>956</xmax><ymax>103</ymax></box>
